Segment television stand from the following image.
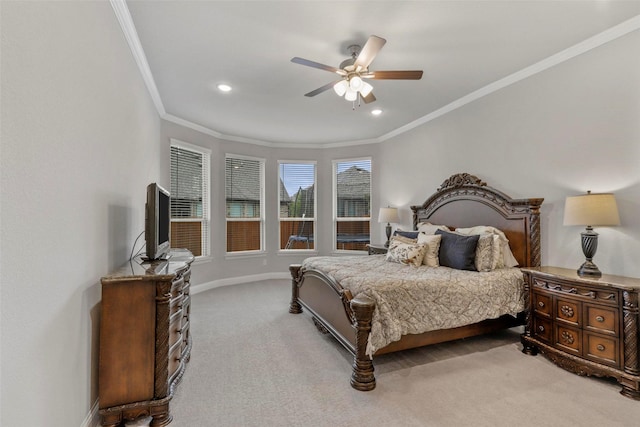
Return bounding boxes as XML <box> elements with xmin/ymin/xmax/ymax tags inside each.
<box><xmin>99</xmin><ymin>249</ymin><xmax>194</xmax><ymax>426</ymax></box>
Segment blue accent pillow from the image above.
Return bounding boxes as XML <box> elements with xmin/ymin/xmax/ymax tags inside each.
<box><xmin>435</xmin><ymin>230</ymin><xmax>480</xmax><ymax>271</ymax></box>
<box><xmin>393</xmin><ymin>230</ymin><xmax>419</xmax><ymax>239</ymax></box>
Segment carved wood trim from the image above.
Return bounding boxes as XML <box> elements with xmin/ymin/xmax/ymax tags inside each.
<box><xmin>350</xmin><ymin>296</ymin><xmax>376</xmax><ymax>391</ymax></box>
<box><xmin>623</xmin><ymin>291</ymin><xmax>640</xmax><ymax>376</ymax></box>
<box><xmin>289</xmin><ymin>264</ymin><xmax>303</xmax><ymax>314</ymax></box>
<box><xmin>154</xmin><ymin>281</ymin><xmax>172</xmax><ymax>399</ymax></box>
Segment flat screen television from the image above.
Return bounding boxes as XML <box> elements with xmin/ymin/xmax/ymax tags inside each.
<box><xmin>144</xmin><ymin>183</ymin><xmax>171</xmax><ymax>261</ymax></box>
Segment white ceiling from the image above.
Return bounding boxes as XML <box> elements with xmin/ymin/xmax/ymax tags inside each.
<box><xmin>122</xmin><ymin>1</ymin><xmax>640</xmax><ymax>147</ymax></box>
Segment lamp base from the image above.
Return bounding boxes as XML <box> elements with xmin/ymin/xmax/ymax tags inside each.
<box><xmin>577</xmin><ymin>260</ymin><xmax>602</xmax><ymax>278</ymax></box>
<box><xmin>384</xmin><ymin>223</ymin><xmax>392</xmax><ymax>248</ymax></box>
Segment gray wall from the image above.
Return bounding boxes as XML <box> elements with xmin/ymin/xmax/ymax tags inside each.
<box><xmin>379</xmin><ymin>29</ymin><xmax>640</xmax><ymax>278</ymax></box>
<box><xmin>1</xmin><ymin>2</ymin><xmax>162</xmax><ymax>426</ymax></box>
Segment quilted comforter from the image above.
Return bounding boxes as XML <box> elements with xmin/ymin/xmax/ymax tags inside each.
<box><xmin>301</xmin><ymin>255</ymin><xmax>526</xmax><ymax>356</ymax></box>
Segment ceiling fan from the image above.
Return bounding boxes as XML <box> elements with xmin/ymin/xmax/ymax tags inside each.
<box><xmin>291</xmin><ymin>35</ymin><xmax>423</xmax><ymax>105</ymax></box>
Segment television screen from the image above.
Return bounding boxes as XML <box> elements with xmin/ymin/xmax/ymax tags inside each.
<box><xmin>145</xmin><ymin>183</ymin><xmax>171</xmax><ymax>261</ymax></box>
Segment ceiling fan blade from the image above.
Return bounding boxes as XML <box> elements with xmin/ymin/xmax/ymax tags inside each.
<box><xmin>362</xmin><ymin>92</ymin><xmax>376</xmax><ymax>104</ymax></box>
<box><xmin>304</xmin><ymin>80</ymin><xmax>343</xmax><ymax>97</ymax></box>
<box><xmin>291</xmin><ymin>57</ymin><xmax>346</xmax><ymax>75</ymax></box>
<box><xmin>354</xmin><ymin>35</ymin><xmax>386</xmax><ymax>69</ymax></box>
<box><xmin>367</xmin><ymin>70</ymin><xmax>423</xmax><ymax>80</ymax></box>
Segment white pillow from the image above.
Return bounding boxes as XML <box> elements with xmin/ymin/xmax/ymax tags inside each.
<box><xmin>417</xmin><ymin>233</ymin><xmax>442</xmax><ymax>267</ymax></box>
<box><xmin>455</xmin><ymin>226</ymin><xmax>519</xmax><ymax>268</ymax></box>
<box><xmin>417</xmin><ymin>222</ymin><xmax>450</xmax><ymax>235</ymax></box>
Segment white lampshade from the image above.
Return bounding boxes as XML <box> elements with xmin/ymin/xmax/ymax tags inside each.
<box><xmin>360</xmin><ymin>82</ymin><xmax>373</xmax><ymax>97</ymax></box>
<box><xmin>378</xmin><ymin>207</ymin><xmax>399</xmax><ymax>224</ymax></box>
<box><xmin>345</xmin><ymin>88</ymin><xmax>358</xmax><ymax>101</ymax></box>
<box><xmin>563</xmin><ymin>192</ymin><xmax>620</xmax><ymax>226</ymax></box>
<box><xmin>349</xmin><ymin>75</ymin><xmax>363</xmax><ymax>91</ymax></box>
<box><xmin>333</xmin><ymin>80</ymin><xmax>348</xmax><ymax>97</ymax></box>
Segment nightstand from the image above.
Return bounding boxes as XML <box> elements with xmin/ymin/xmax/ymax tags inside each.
<box><xmin>367</xmin><ymin>244</ymin><xmax>388</xmax><ymax>255</ymax></box>
<box><xmin>520</xmin><ymin>266</ymin><xmax>640</xmax><ymax>400</ymax></box>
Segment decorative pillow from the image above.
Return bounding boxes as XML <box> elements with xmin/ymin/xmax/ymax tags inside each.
<box><xmin>385</xmin><ymin>239</ymin><xmax>428</xmax><ymax>267</ymax></box>
<box><xmin>417</xmin><ymin>222</ymin><xmax>451</xmax><ymax>235</ymax></box>
<box><xmin>393</xmin><ymin>229</ymin><xmax>419</xmax><ymax>239</ymax></box>
<box><xmin>417</xmin><ymin>232</ymin><xmax>442</xmax><ymax>267</ymax></box>
<box><xmin>389</xmin><ymin>234</ymin><xmax>417</xmax><ymax>245</ymax></box>
<box><xmin>435</xmin><ymin>229</ymin><xmax>479</xmax><ymax>271</ymax></box>
<box><xmin>474</xmin><ymin>234</ymin><xmax>501</xmax><ymax>272</ymax></box>
<box><xmin>455</xmin><ymin>226</ymin><xmax>519</xmax><ymax>268</ymax></box>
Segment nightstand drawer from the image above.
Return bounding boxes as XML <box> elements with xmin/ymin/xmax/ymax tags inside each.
<box><xmin>533</xmin><ymin>316</ymin><xmax>552</xmax><ymax>343</ymax></box>
<box><xmin>555</xmin><ymin>325</ymin><xmax>581</xmax><ymax>355</ymax></box>
<box><xmin>585</xmin><ymin>305</ymin><xmax>618</xmax><ymax>336</ymax></box>
<box><xmin>555</xmin><ymin>298</ymin><xmax>580</xmax><ymax>327</ymax></box>
<box><xmin>585</xmin><ymin>333</ymin><xmax>619</xmax><ymax>368</ymax></box>
<box><xmin>533</xmin><ymin>292</ymin><xmax>552</xmax><ymax>316</ymax></box>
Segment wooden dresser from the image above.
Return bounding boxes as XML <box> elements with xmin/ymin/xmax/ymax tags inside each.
<box><xmin>99</xmin><ymin>249</ymin><xmax>194</xmax><ymax>426</ymax></box>
<box><xmin>520</xmin><ymin>266</ymin><xmax>640</xmax><ymax>399</ymax></box>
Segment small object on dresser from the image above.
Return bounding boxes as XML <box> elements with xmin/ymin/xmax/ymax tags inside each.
<box><xmin>520</xmin><ymin>266</ymin><xmax>640</xmax><ymax>400</ymax></box>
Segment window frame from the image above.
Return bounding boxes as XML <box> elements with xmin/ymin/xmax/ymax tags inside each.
<box><xmin>278</xmin><ymin>160</ymin><xmax>317</xmax><ymax>252</ymax></box>
<box><xmin>169</xmin><ymin>139</ymin><xmax>211</xmax><ymax>261</ymax></box>
<box><xmin>225</xmin><ymin>153</ymin><xmax>266</xmax><ymax>255</ymax></box>
<box><xmin>332</xmin><ymin>157</ymin><xmax>372</xmax><ymax>253</ymax></box>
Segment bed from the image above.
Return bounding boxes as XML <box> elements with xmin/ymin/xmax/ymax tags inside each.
<box><xmin>289</xmin><ymin>173</ymin><xmax>543</xmax><ymax>390</ymax></box>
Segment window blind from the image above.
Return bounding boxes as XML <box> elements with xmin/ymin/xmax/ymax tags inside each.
<box><xmin>225</xmin><ymin>155</ymin><xmax>264</xmax><ymax>253</ymax></box>
<box><xmin>334</xmin><ymin>159</ymin><xmax>371</xmax><ymax>251</ymax></box>
<box><xmin>170</xmin><ymin>143</ymin><xmax>210</xmax><ymax>257</ymax></box>
<box><xmin>279</xmin><ymin>162</ymin><xmax>316</xmax><ymax>250</ymax></box>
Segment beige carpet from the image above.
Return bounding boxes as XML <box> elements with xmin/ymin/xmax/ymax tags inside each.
<box><xmin>165</xmin><ymin>279</ymin><xmax>638</xmax><ymax>427</ymax></box>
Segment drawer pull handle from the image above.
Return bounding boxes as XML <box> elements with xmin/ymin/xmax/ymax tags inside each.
<box><xmin>595</xmin><ymin>315</ymin><xmax>605</xmax><ymax>323</ymax></box>
<box><xmin>538</xmin><ymin>325</ymin><xmax>545</xmax><ymax>332</ymax></box>
<box><xmin>597</xmin><ymin>344</ymin><xmax>605</xmax><ymax>352</ymax></box>
<box><xmin>560</xmin><ymin>305</ymin><xmax>575</xmax><ymax>318</ymax></box>
<box><xmin>538</xmin><ymin>301</ymin><xmax>545</xmax><ymax>307</ymax></box>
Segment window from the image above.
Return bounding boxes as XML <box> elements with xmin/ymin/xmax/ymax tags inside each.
<box><xmin>333</xmin><ymin>158</ymin><xmax>371</xmax><ymax>251</ymax></box>
<box><xmin>279</xmin><ymin>162</ymin><xmax>316</xmax><ymax>250</ymax></box>
<box><xmin>225</xmin><ymin>154</ymin><xmax>265</xmax><ymax>253</ymax></box>
<box><xmin>170</xmin><ymin>140</ymin><xmax>210</xmax><ymax>258</ymax></box>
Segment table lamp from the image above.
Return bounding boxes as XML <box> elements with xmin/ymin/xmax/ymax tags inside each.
<box><xmin>563</xmin><ymin>191</ymin><xmax>620</xmax><ymax>277</ymax></box>
<box><xmin>379</xmin><ymin>207</ymin><xmax>399</xmax><ymax>247</ymax></box>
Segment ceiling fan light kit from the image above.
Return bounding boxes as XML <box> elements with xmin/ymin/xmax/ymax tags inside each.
<box><xmin>292</xmin><ymin>35</ymin><xmax>423</xmax><ymax>108</ymax></box>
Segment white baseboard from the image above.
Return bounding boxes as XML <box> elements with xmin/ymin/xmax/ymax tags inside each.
<box><xmin>191</xmin><ymin>272</ymin><xmax>290</xmax><ymax>295</ymax></box>
<box><xmin>81</xmin><ymin>400</ymin><xmax>100</xmax><ymax>427</ymax></box>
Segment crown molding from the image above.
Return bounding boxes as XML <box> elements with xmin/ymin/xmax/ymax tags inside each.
<box><xmin>111</xmin><ymin>1</ymin><xmax>640</xmax><ymax>149</ymax></box>
<box><xmin>110</xmin><ymin>0</ymin><xmax>165</xmax><ymax>115</ymax></box>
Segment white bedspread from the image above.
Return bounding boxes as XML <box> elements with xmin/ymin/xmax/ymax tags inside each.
<box><xmin>301</xmin><ymin>255</ymin><xmax>525</xmax><ymax>356</ymax></box>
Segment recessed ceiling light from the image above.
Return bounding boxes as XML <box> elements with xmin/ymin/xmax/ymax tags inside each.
<box><xmin>371</xmin><ymin>109</ymin><xmax>382</xmax><ymax>116</ymax></box>
<box><xmin>217</xmin><ymin>84</ymin><xmax>232</xmax><ymax>92</ymax></box>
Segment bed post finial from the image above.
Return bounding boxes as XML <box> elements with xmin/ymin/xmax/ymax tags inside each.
<box><xmin>438</xmin><ymin>173</ymin><xmax>486</xmax><ymax>191</ymax></box>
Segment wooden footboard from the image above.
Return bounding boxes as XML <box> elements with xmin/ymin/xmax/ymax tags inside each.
<box><xmin>289</xmin><ymin>264</ymin><xmax>376</xmax><ymax>390</ymax></box>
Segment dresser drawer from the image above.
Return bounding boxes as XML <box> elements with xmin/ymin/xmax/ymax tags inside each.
<box><xmin>555</xmin><ymin>297</ymin><xmax>580</xmax><ymax>327</ymax></box>
<box><xmin>585</xmin><ymin>333</ymin><xmax>619</xmax><ymax>368</ymax></box>
<box><xmin>533</xmin><ymin>316</ymin><xmax>552</xmax><ymax>343</ymax></box>
<box><xmin>584</xmin><ymin>304</ymin><xmax>618</xmax><ymax>336</ymax></box>
<box><xmin>533</xmin><ymin>292</ymin><xmax>552</xmax><ymax>317</ymax></box>
<box><xmin>554</xmin><ymin>325</ymin><xmax>581</xmax><ymax>356</ymax></box>
<box><xmin>169</xmin><ymin>310</ymin><xmax>183</xmax><ymax>347</ymax></box>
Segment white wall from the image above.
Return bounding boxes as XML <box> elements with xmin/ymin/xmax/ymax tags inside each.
<box><xmin>1</xmin><ymin>2</ymin><xmax>161</xmax><ymax>426</ymax></box>
<box><xmin>379</xmin><ymin>28</ymin><xmax>640</xmax><ymax>278</ymax></box>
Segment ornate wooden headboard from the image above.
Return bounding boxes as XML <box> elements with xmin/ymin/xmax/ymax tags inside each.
<box><xmin>411</xmin><ymin>173</ymin><xmax>544</xmax><ymax>267</ymax></box>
